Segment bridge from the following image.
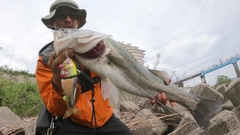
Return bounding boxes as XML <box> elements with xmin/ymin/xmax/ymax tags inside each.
<box><xmin>174</xmin><ymin>54</ymin><xmax>240</xmax><ymax>87</ymax></box>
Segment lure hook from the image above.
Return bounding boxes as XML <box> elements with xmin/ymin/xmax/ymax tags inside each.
<box><xmin>65</xmin><ymin>51</ymin><xmax>69</xmax><ymax>58</ymax></box>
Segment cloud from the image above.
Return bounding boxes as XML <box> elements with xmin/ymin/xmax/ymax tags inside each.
<box><xmin>0</xmin><ymin>0</ymin><xmax>239</xmax><ymax>86</ymax></box>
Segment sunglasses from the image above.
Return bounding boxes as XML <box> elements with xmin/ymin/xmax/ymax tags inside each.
<box><xmin>54</xmin><ymin>11</ymin><xmax>80</xmax><ymax>20</ymax></box>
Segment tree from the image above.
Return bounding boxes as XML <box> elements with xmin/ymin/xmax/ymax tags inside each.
<box><xmin>150</xmin><ymin>52</ymin><xmax>186</xmax><ymax>83</ymax></box>
<box><xmin>152</xmin><ymin>53</ymin><xmax>161</xmax><ymax>70</ymax></box>
<box><xmin>213</xmin><ymin>75</ymin><xmax>232</xmax><ymax>88</ymax></box>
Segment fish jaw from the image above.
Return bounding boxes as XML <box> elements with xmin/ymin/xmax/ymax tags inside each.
<box><xmin>53</xmin><ymin>29</ymin><xmax>112</xmax><ymax>56</ymax></box>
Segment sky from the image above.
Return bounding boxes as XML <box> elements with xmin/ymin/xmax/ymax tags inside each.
<box><xmin>0</xmin><ymin>0</ymin><xmax>240</xmax><ymax>87</ymax></box>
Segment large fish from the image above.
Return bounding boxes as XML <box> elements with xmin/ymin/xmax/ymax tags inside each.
<box><xmin>53</xmin><ymin>29</ymin><xmax>222</xmax><ymax>130</ymax></box>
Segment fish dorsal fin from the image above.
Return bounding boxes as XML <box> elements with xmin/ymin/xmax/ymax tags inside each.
<box><xmin>149</xmin><ymin>69</ymin><xmax>171</xmax><ymax>85</ymax></box>
<box><xmin>119</xmin><ymin>42</ymin><xmax>145</xmax><ymax>65</ymax></box>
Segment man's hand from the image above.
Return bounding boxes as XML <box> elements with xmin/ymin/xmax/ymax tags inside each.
<box><xmin>48</xmin><ymin>49</ymin><xmax>76</xmax><ymax>82</ymax></box>
<box><xmin>150</xmin><ymin>75</ymin><xmax>176</xmax><ymax>107</ymax></box>
<box><xmin>151</xmin><ymin>92</ymin><xmax>176</xmax><ymax>106</ymax></box>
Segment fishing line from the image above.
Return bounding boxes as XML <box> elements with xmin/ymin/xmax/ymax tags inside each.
<box><xmin>89</xmin><ymin>40</ymin><xmax>199</xmax><ymax>129</ymax></box>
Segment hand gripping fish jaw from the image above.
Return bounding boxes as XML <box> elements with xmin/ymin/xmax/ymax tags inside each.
<box><xmin>60</xmin><ymin>52</ymin><xmax>78</xmax><ymax>108</ymax></box>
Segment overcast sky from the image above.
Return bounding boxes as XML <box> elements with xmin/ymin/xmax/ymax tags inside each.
<box><xmin>0</xmin><ymin>0</ymin><xmax>240</xmax><ymax>86</ymax></box>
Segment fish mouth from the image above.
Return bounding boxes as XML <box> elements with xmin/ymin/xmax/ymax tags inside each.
<box><xmin>76</xmin><ymin>40</ymin><xmax>106</xmax><ymax>59</ymax></box>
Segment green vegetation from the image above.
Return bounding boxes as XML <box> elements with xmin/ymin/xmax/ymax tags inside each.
<box><xmin>0</xmin><ymin>64</ymin><xmax>35</xmax><ymax>77</ymax></box>
<box><xmin>213</xmin><ymin>75</ymin><xmax>232</xmax><ymax>89</ymax></box>
<box><xmin>0</xmin><ymin>65</ymin><xmax>41</xmax><ymax>117</ymax></box>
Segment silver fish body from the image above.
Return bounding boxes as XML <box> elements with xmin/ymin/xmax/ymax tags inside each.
<box><xmin>74</xmin><ymin>38</ymin><xmax>222</xmax><ymax>130</ymax></box>
<box><xmin>54</xmin><ymin>29</ymin><xmax>222</xmax><ymax>130</ymax></box>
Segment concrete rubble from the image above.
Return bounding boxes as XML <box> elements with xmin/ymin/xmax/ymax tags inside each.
<box><xmin>225</xmin><ymin>78</ymin><xmax>240</xmax><ymax>107</ymax></box>
<box><xmin>1</xmin><ymin>78</ymin><xmax>240</xmax><ymax>135</ymax></box>
<box><xmin>190</xmin><ymin>83</ymin><xmax>224</xmax><ymax>102</ymax></box>
<box><xmin>0</xmin><ymin>107</ymin><xmax>27</xmax><ymax>135</ymax></box>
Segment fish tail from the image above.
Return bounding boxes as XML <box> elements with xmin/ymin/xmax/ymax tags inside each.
<box><xmin>190</xmin><ymin>95</ymin><xmax>222</xmax><ymax>130</ymax></box>
<box><xmin>62</xmin><ymin>106</ymin><xmax>78</xmax><ymax>119</ymax></box>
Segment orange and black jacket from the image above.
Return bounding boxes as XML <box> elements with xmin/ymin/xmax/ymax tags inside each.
<box><xmin>36</xmin><ymin>41</ymin><xmax>113</xmax><ymax>128</ymax></box>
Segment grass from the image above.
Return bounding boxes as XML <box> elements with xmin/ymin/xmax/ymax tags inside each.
<box><xmin>0</xmin><ymin>65</ymin><xmax>41</xmax><ymax>117</ymax></box>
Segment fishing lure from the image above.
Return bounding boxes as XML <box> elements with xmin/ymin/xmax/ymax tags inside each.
<box><xmin>59</xmin><ymin>52</ymin><xmax>78</xmax><ymax>107</ymax></box>
<box><xmin>60</xmin><ymin>51</ymin><xmax>95</xmax><ymax>119</ymax></box>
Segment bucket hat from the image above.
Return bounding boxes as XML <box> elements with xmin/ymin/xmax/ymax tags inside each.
<box><xmin>41</xmin><ymin>0</ymin><xmax>87</xmax><ymax>30</ymax></box>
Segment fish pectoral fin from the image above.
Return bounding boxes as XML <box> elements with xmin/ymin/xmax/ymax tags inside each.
<box><xmin>101</xmin><ymin>78</ymin><xmax>119</xmax><ymax>104</ymax></box>
<box><xmin>149</xmin><ymin>69</ymin><xmax>172</xmax><ymax>85</ymax></box>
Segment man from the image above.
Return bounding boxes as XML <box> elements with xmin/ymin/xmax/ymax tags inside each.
<box><xmin>36</xmin><ymin>0</ymin><xmax>175</xmax><ymax>134</ymax></box>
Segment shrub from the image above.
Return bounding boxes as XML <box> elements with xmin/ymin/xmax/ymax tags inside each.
<box><xmin>0</xmin><ymin>78</ymin><xmax>42</xmax><ymax>117</ymax></box>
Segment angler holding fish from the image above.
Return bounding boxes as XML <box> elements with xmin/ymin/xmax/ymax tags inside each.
<box><xmin>35</xmin><ymin>0</ymin><xmax>175</xmax><ymax>135</ymax></box>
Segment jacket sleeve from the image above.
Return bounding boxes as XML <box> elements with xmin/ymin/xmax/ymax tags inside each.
<box><xmin>36</xmin><ymin>56</ymin><xmax>67</xmax><ymax>116</ymax></box>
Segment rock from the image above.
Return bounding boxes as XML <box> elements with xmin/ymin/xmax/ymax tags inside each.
<box><xmin>231</xmin><ymin>105</ymin><xmax>240</xmax><ymax>121</ymax></box>
<box><xmin>120</xmin><ymin>101</ymin><xmax>140</xmax><ymax>112</ymax></box>
<box><xmin>225</xmin><ymin>78</ymin><xmax>240</xmax><ymax>107</ymax></box>
<box><xmin>225</xmin><ymin>127</ymin><xmax>240</xmax><ymax>135</ymax></box>
<box><xmin>24</xmin><ymin>117</ymin><xmax>38</xmax><ymax>135</ymax></box>
<box><xmin>139</xmin><ymin>108</ymin><xmax>152</xmax><ymax>116</ymax></box>
<box><xmin>138</xmin><ymin>98</ymin><xmax>152</xmax><ymax>110</ymax></box>
<box><xmin>208</xmin><ymin>110</ymin><xmax>240</xmax><ymax>135</ymax></box>
<box><xmin>133</xmin><ymin>109</ymin><xmax>168</xmax><ymax>135</ymax></box>
<box><xmin>215</xmin><ymin>84</ymin><xmax>229</xmax><ymax>102</ymax></box>
<box><xmin>215</xmin><ymin>83</ymin><xmax>227</xmax><ymax>94</ymax></box>
<box><xmin>187</xmin><ymin>128</ymin><xmax>207</xmax><ymax>135</ymax></box>
<box><xmin>188</xmin><ymin>110</ymin><xmax>240</xmax><ymax>135</ymax></box>
<box><xmin>169</xmin><ymin>111</ymin><xmax>198</xmax><ymax>135</ymax></box>
<box><xmin>0</xmin><ymin>107</ymin><xmax>26</xmax><ymax>135</ymax></box>
<box><xmin>222</xmin><ymin>100</ymin><xmax>234</xmax><ymax>111</ymax></box>
<box><xmin>0</xmin><ymin>107</ymin><xmax>25</xmax><ymax>127</ymax></box>
<box><xmin>190</xmin><ymin>83</ymin><xmax>224</xmax><ymax>102</ymax></box>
